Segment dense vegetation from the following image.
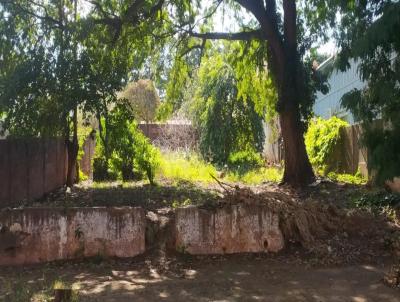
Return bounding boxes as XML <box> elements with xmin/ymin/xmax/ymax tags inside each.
<box><xmin>339</xmin><ymin>1</ymin><xmax>400</xmax><ymax>184</ymax></box>
<box><xmin>0</xmin><ymin>0</ymin><xmax>399</xmax><ymax>187</ymax></box>
<box><xmin>189</xmin><ymin>48</ymin><xmax>266</xmax><ymax>166</ymax></box>
<box><xmin>305</xmin><ymin>117</ymin><xmax>349</xmax><ymax>175</ymax></box>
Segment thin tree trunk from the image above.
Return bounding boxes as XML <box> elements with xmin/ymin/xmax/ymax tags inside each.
<box><xmin>66</xmin><ymin>0</ymin><xmax>79</xmax><ymax>187</ymax></box>
<box><xmin>66</xmin><ymin>107</ymin><xmax>79</xmax><ymax>187</ymax></box>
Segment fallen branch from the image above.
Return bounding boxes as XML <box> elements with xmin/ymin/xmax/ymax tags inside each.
<box><xmin>209</xmin><ymin>173</ymin><xmax>235</xmax><ymax>193</ymax></box>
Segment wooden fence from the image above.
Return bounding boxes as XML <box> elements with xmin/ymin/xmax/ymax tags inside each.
<box><xmin>263</xmin><ymin>123</ymin><xmax>369</xmax><ymax>177</ymax></box>
<box><xmin>0</xmin><ymin>138</ymin><xmax>67</xmax><ymax>207</ymax></box>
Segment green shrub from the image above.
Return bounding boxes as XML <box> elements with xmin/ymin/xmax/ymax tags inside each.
<box><xmin>228</xmin><ymin>150</ymin><xmax>263</xmax><ymax>168</ymax></box>
<box><xmin>93</xmin><ymin>103</ymin><xmax>160</xmax><ymax>184</ymax></box>
<box><xmin>305</xmin><ymin>116</ymin><xmax>348</xmax><ymax>174</ymax></box>
<box><xmin>133</xmin><ymin>128</ymin><xmax>160</xmax><ymax>185</ymax></box>
<box><xmin>93</xmin><ymin>157</ymin><xmax>113</xmax><ymax>181</ymax></box>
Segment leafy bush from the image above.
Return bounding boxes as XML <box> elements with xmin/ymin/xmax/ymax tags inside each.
<box><xmin>305</xmin><ymin>116</ymin><xmax>348</xmax><ymax>174</ymax></box>
<box><xmin>362</xmin><ymin>127</ymin><xmax>400</xmax><ymax>185</ymax></box>
<box><xmin>228</xmin><ymin>150</ymin><xmax>263</xmax><ymax>168</ymax></box>
<box><xmin>93</xmin><ymin>103</ymin><xmax>160</xmax><ymax>184</ymax></box>
<box><xmin>93</xmin><ymin>157</ymin><xmax>107</xmax><ymax>181</ymax></box>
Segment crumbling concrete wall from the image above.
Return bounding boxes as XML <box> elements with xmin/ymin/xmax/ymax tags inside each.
<box><xmin>0</xmin><ymin>207</ymin><xmax>145</xmax><ymax>266</ymax></box>
<box><xmin>175</xmin><ymin>205</ymin><xmax>284</xmax><ymax>254</ymax></box>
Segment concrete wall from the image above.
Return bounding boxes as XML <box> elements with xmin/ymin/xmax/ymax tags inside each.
<box><xmin>175</xmin><ymin>205</ymin><xmax>284</xmax><ymax>254</ymax></box>
<box><xmin>0</xmin><ymin>138</ymin><xmax>67</xmax><ymax>207</ymax></box>
<box><xmin>0</xmin><ymin>207</ymin><xmax>145</xmax><ymax>266</ymax></box>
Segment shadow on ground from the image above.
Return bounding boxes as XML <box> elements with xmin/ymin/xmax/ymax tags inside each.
<box><xmin>0</xmin><ymin>256</ymin><xmax>399</xmax><ymax>302</ymax></box>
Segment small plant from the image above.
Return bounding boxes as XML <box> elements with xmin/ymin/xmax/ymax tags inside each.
<box><xmin>172</xmin><ymin>198</ymin><xmax>192</xmax><ymax>208</ymax></box>
<box><xmin>350</xmin><ymin>191</ymin><xmax>400</xmax><ymax>219</ymax></box>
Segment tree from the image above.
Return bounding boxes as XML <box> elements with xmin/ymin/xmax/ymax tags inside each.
<box><xmin>169</xmin><ymin>0</ymin><xmax>334</xmax><ymax>186</ymax></box>
<box><xmin>338</xmin><ymin>1</ymin><xmax>400</xmax><ymax>184</ymax></box>
<box><xmin>0</xmin><ymin>0</ymin><xmax>84</xmax><ymax>185</ymax></box>
<box><xmin>0</xmin><ymin>0</ymin><xmax>150</xmax><ymax>186</ymax></box>
<box><xmin>120</xmin><ymin>79</ymin><xmax>160</xmax><ymax>126</ymax></box>
<box><xmin>190</xmin><ymin>44</ymin><xmax>266</xmax><ymax>164</ymax></box>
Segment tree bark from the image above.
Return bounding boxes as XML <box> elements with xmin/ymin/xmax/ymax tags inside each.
<box><xmin>66</xmin><ymin>107</ymin><xmax>79</xmax><ymax>187</ymax></box>
<box><xmin>279</xmin><ymin>105</ymin><xmax>315</xmax><ymax>186</ymax></box>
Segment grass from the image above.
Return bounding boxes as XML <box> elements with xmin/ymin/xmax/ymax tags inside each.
<box><xmin>326</xmin><ymin>171</ymin><xmax>367</xmax><ymax>185</ymax></box>
<box><xmin>157</xmin><ymin>152</ymin><xmax>218</xmax><ymax>183</ymax></box>
<box><xmin>157</xmin><ymin>151</ymin><xmax>283</xmax><ymax>185</ymax></box>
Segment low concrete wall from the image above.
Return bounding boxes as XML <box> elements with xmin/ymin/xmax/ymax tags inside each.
<box><xmin>0</xmin><ymin>207</ymin><xmax>145</xmax><ymax>266</ymax></box>
<box><xmin>175</xmin><ymin>205</ymin><xmax>284</xmax><ymax>254</ymax></box>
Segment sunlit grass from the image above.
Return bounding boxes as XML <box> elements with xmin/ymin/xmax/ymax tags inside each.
<box><xmin>157</xmin><ymin>151</ymin><xmax>282</xmax><ymax>185</ymax></box>
<box><xmin>226</xmin><ymin>167</ymin><xmax>283</xmax><ymax>184</ymax></box>
<box><xmin>326</xmin><ymin>171</ymin><xmax>367</xmax><ymax>185</ymax></box>
<box><xmin>157</xmin><ymin>152</ymin><xmax>217</xmax><ymax>183</ymax></box>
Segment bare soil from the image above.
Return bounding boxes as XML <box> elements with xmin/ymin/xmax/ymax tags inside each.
<box><xmin>0</xmin><ymin>254</ymin><xmax>399</xmax><ymax>301</ymax></box>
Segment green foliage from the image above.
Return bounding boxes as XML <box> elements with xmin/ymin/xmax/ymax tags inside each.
<box><xmin>119</xmin><ymin>79</ymin><xmax>160</xmax><ymax>123</ymax></box>
<box><xmin>305</xmin><ymin>117</ymin><xmax>349</xmax><ymax>173</ymax></box>
<box><xmin>158</xmin><ymin>152</ymin><xmax>217</xmax><ymax>183</ymax></box>
<box><xmin>226</xmin><ymin>167</ymin><xmax>283</xmax><ymax>185</ymax></box>
<box><xmin>93</xmin><ymin>103</ymin><xmax>160</xmax><ymax>184</ymax></box>
<box><xmin>191</xmin><ymin>47</ymin><xmax>266</xmax><ymax>164</ymax></box>
<box><xmin>338</xmin><ymin>1</ymin><xmax>400</xmax><ymax>184</ymax></box>
<box><xmin>157</xmin><ymin>151</ymin><xmax>282</xmax><ymax>185</ymax></box>
<box><xmin>227</xmin><ymin>150</ymin><xmax>263</xmax><ymax>171</ymax></box>
<box><xmin>326</xmin><ymin>171</ymin><xmax>366</xmax><ymax>185</ymax></box>
<box><xmin>351</xmin><ymin>191</ymin><xmax>400</xmax><ymax>212</ymax></box>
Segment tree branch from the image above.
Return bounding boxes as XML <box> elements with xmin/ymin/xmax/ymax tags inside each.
<box><xmin>190</xmin><ymin>30</ymin><xmax>264</xmax><ymax>41</ymax></box>
<box><xmin>234</xmin><ymin>0</ymin><xmax>284</xmax><ymax>68</ymax></box>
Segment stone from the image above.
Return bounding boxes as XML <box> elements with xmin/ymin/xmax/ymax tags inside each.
<box><xmin>175</xmin><ymin>204</ymin><xmax>284</xmax><ymax>254</ymax></box>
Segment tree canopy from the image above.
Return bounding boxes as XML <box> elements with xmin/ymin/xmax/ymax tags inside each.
<box><xmin>1</xmin><ymin>0</ymin><xmax>398</xmax><ymax>186</ymax></box>
<box><xmin>120</xmin><ymin>79</ymin><xmax>161</xmax><ymax>124</ymax></box>
<box><xmin>339</xmin><ymin>1</ymin><xmax>400</xmax><ymax>183</ymax></box>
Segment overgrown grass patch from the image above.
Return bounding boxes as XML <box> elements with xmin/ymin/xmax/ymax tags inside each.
<box><xmin>326</xmin><ymin>171</ymin><xmax>367</xmax><ymax>185</ymax></box>
<box><xmin>226</xmin><ymin>167</ymin><xmax>283</xmax><ymax>184</ymax></box>
<box><xmin>157</xmin><ymin>152</ymin><xmax>218</xmax><ymax>183</ymax></box>
<box><xmin>157</xmin><ymin>151</ymin><xmax>282</xmax><ymax>185</ymax></box>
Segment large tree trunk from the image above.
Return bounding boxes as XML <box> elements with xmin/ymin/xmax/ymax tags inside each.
<box><xmin>279</xmin><ymin>106</ymin><xmax>315</xmax><ymax>186</ymax></box>
<box><xmin>276</xmin><ymin>54</ymin><xmax>315</xmax><ymax>187</ymax></box>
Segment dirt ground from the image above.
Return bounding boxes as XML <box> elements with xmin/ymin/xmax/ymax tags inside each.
<box><xmin>2</xmin><ymin>180</ymin><xmax>399</xmax><ymax>301</ymax></box>
<box><xmin>0</xmin><ymin>254</ymin><xmax>399</xmax><ymax>302</ymax></box>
